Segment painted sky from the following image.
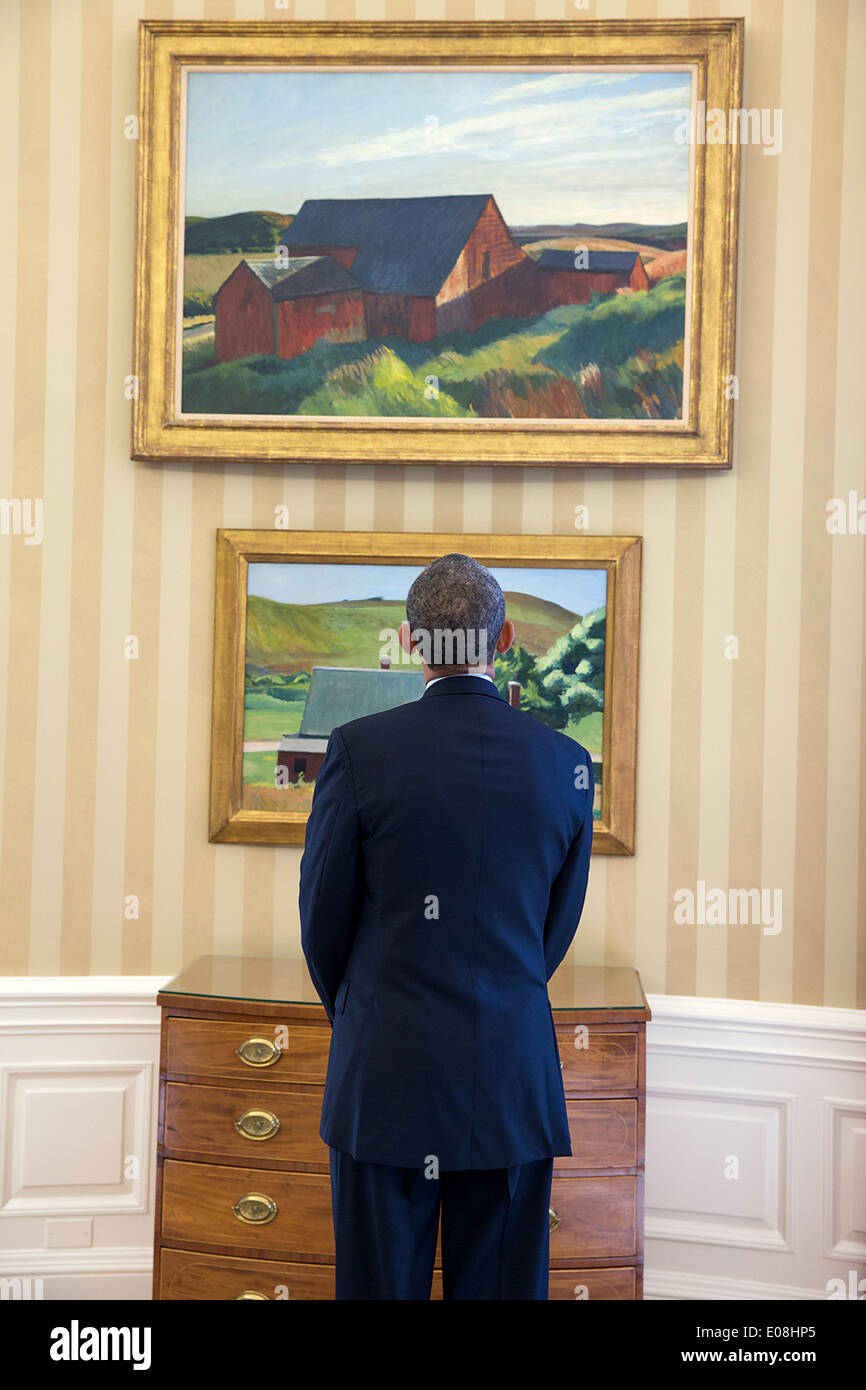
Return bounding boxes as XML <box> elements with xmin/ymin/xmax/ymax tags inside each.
<box><xmin>186</xmin><ymin>69</ymin><xmax>692</xmax><ymax>225</ymax></box>
<box><xmin>247</xmin><ymin>562</ymin><xmax>607</xmax><ymax>618</ymax></box>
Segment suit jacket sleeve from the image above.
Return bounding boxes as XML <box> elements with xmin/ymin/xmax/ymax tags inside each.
<box><xmin>298</xmin><ymin>726</ymin><xmax>364</xmax><ymax>1024</ymax></box>
<box><xmin>543</xmin><ymin>751</ymin><xmax>595</xmax><ymax>981</ymax></box>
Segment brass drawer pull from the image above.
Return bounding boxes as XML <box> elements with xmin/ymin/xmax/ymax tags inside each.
<box><xmin>549</xmin><ymin>1207</ymin><xmax>561</xmax><ymax>1232</ymax></box>
<box><xmin>235</xmin><ymin>1290</ymin><xmax>269</xmax><ymax>1300</ymax></box>
<box><xmin>234</xmin><ymin>1108</ymin><xmax>280</xmax><ymax>1141</ymax></box>
<box><xmin>232</xmin><ymin>1193</ymin><xmax>278</xmax><ymax>1225</ymax></box>
<box><xmin>236</xmin><ymin>1036</ymin><xmax>281</xmax><ymax>1068</ymax></box>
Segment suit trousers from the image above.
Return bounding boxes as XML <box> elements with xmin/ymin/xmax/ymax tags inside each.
<box><xmin>328</xmin><ymin>1146</ymin><xmax>554</xmax><ymax>1300</ymax></box>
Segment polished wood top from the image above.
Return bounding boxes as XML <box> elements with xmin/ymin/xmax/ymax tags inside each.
<box><xmin>157</xmin><ymin>954</ymin><xmax>650</xmax><ymax>1021</ymax></box>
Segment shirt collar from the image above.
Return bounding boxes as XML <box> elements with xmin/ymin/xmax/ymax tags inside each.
<box><xmin>425</xmin><ymin>671</ymin><xmax>495</xmax><ymax>690</ymax></box>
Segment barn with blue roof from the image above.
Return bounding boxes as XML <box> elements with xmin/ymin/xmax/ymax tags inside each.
<box><xmin>214</xmin><ymin>193</ymin><xmax>537</xmax><ymax>362</ymax></box>
<box><xmin>535</xmin><ymin>247</ymin><xmax>649</xmax><ymax>303</ymax></box>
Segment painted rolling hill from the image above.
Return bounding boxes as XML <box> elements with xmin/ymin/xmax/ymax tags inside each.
<box><xmin>245</xmin><ymin>590</ymin><xmax>579</xmax><ymax>672</ymax></box>
<box><xmin>184</xmin><ymin>210</ymin><xmax>294</xmax><ymax>255</ymax></box>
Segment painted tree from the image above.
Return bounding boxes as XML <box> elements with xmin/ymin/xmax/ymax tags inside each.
<box><xmin>493</xmin><ymin>640</ymin><xmax>563</xmax><ymax>725</ymax></box>
<box><xmin>496</xmin><ymin>607</ymin><xmax>605</xmax><ymax>731</ymax></box>
<box><xmin>534</xmin><ymin>607</ymin><xmax>606</xmax><ymax>729</ymax></box>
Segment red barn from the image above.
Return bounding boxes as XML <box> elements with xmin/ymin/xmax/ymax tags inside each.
<box><xmin>214</xmin><ymin>194</ymin><xmax>539</xmax><ymax>361</ymax></box>
<box><xmin>213</xmin><ymin>258</ymin><xmax>280</xmax><ymax>362</ymax></box>
<box><xmin>281</xmin><ymin>193</ymin><xmax>531</xmax><ymax>340</ymax></box>
<box><xmin>213</xmin><ymin>256</ymin><xmax>365</xmax><ymax>363</ymax></box>
<box><xmin>534</xmin><ymin>249</ymin><xmax>650</xmax><ymax>308</ymax></box>
<box><xmin>212</xmin><ymin>197</ymin><xmax>654</xmax><ymax>364</ymax></box>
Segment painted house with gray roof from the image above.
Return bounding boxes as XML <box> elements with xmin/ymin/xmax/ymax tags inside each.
<box><xmin>277</xmin><ymin>663</ymin><xmax>425</xmax><ymax>785</ymax></box>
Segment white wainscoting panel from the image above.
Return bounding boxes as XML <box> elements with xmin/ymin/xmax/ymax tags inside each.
<box><xmin>0</xmin><ymin>977</ymin><xmax>165</xmax><ymax>1300</ymax></box>
<box><xmin>644</xmin><ymin>994</ymin><xmax>866</xmax><ymax>1300</ymax></box>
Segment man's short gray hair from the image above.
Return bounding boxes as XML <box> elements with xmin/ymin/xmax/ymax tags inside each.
<box><xmin>406</xmin><ymin>553</ymin><xmax>505</xmax><ymax>671</ymax></box>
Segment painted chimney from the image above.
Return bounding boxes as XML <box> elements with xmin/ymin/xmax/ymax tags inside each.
<box><xmin>508</xmin><ymin>680</ymin><xmax>521</xmax><ymax>708</ymax></box>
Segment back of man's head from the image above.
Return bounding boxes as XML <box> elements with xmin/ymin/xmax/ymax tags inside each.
<box><xmin>406</xmin><ymin>553</ymin><xmax>505</xmax><ymax>674</ymax></box>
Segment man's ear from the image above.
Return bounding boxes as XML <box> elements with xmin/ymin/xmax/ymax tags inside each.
<box><xmin>398</xmin><ymin>620</ymin><xmax>414</xmax><ymax>657</ymax></box>
<box><xmin>496</xmin><ymin>618</ymin><xmax>515</xmax><ymax>655</ymax></box>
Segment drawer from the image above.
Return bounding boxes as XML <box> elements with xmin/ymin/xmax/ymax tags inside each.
<box><xmin>547</xmin><ymin>1266</ymin><xmax>637</xmax><ymax>1301</ymax></box>
<box><xmin>157</xmin><ymin>1247</ymin><xmax>446</xmax><ymax>1300</ymax></box>
<box><xmin>159</xmin><ymin>1247</ymin><xmax>336</xmax><ymax>1300</ymax></box>
<box><xmin>548</xmin><ymin>1175</ymin><xmax>636</xmax><ymax>1259</ymax></box>
<box><xmin>556</xmin><ymin>1028</ymin><xmax>638</xmax><ymax>1091</ymax></box>
<box><xmin>429</xmin><ymin>1264</ymin><xmax>635</xmax><ymax>1301</ymax></box>
<box><xmin>157</xmin><ymin>1246</ymin><xmax>635</xmax><ymax>1302</ymax></box>
<box><xmin>161</xmin><ymin>1159</ymin><xmax>334</xmax><ymax>1258</ymax></box>
<box><xmin>164</xmin><ymin>1081</ymin><xmax>328</xmax><ymax>1165</ymax></box>
<box><xmin>165</xmin><ymin>1017</ymin><xmax>331</xmax><ymax>1084</ymax></box>
<box><xmin>555</xmin><ymin>1098</ymin><xmax>638</xmax><ymax>1170</ymax></box>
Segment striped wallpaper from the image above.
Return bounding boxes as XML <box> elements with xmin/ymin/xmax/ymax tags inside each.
<box><xmin>0</xmin><ymin>0</ymin><xmax>863</xmax><ymax>1011</ymax></box>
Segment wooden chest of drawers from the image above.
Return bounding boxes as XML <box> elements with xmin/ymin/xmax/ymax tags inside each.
<box><xmin>153</xmin><ymin>955</ymin><xmax>650</xmax><ymax>1300</ymax></box>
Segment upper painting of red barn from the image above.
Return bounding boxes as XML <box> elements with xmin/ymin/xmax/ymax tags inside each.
<box><xmin>180</xmin><ymin>70</ymin><xmax>692</xmax><ymax>420</ymax></box>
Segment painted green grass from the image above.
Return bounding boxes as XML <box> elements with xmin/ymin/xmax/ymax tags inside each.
<box><xmin>566</xmin><ymin>713</ymin><xmax>603</xmax><ymax>818</ymax></box>
<box><xmin>182</xmin><ymin>289</ymin><xmax>215</xmax><ymax>317</ymax></box>
<box><xmin>243</xmin><ymin>749</ymin><xmax>280</xmax><ymax>786</ymax></box>
<box><xmin>183</xmin><ymin>252</ymin><xmax>247</xmax><ymax>300</ymax></box>
<box><xmin>539</xmin><ymin>277</ymin><xmax>685</xmax><ymax>367</ymax></box>
<box><xmin>182</xmin><ymin>336</ymin><xmax>216</xmax><ymax>375</ymax></box>
<box><xmin>566</xmin><ymin>710</ymin><xmax>603</xmax><ymax>753</ymax></box>
<box><xmin>425</xmin><ymin>325</ymin><xmax>562</xmax><ymax>382</ymax></box>
<box><xmin>243</xmin><ymin>692</ymin><xmax>304</xmax><ymax>741</ymax></box>
<box><xmin>584</xmin><ymin>341</ymin><xmax>683</xmax><ymax>421</ymax></box>
<box><xmin>296</xmin><ymin>348</ymin><xmax>468</xmax><ymax>417</ymax></box>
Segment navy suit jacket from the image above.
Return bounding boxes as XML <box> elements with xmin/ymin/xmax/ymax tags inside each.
<box><xmin>298</xmin><ymin>673</ymin><xmax>595</xmax><ymax>1170</ymax></box>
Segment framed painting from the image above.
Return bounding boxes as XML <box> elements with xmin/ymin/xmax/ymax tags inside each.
<box><xmin>209</xmin><ymin>531</ymin><xmax>641</xmax><ymax>853</ymax></box>
<box><xmin>133</xmin><ymin>19</ymin><xmax>742</xmax><ymax>468</ymax></box>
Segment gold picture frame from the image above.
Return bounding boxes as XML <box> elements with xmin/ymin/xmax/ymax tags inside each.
<box><xmin>209</xmin><ymin>530</ymin><xmax>641</xmax><ymax>853</ymax></box>
<box><xmin>133</xmin><ymin>19</ymin><xmax>742</xmax><ymax>468</ymax></box>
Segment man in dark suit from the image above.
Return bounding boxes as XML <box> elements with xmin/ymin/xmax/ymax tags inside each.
<box><xmin>299</xmin><ymin>553</ymin><xmax>594</xmax><ymax>1299</ymax></box>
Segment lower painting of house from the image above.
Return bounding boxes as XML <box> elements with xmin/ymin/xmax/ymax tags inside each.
<box><xmin>240</xmin><ymin>559</ymin><xmax>607</xmax><ymax>818</ymax></box>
